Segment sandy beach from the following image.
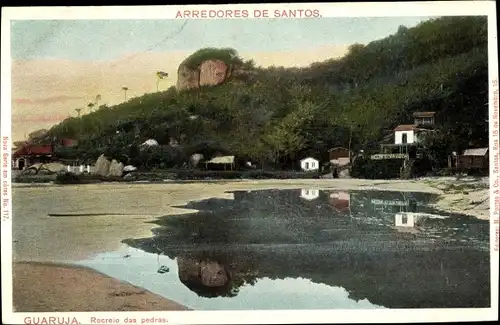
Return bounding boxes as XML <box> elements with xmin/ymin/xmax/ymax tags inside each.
<box><xmin>13</xmin><ymin>262</ymin><xmax>190</xmax><ymax>312</ymax></box>
<box><xmin>10</xmin><ymin>177</ymin><xmax>491</xmax><ymax>312</ymax></box>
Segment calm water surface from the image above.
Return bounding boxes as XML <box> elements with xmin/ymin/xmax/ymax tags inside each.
<box><xmin>75</xmin><ymin>189</ymin><xmax>490</xmax><ymax>310</ymax></box>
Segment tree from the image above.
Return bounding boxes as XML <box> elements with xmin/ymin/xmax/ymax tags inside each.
<box><xmin>75</xmin><ymin>108</ymin><xmax>82</xmax><ymax>117</ymax></box>
<box><xmin>156</xmin><ymin>71</ymin><xmax>169</xmax><ymax>92</ymax></box>
<box><xmin>418</xmin><ymin>130</ymin><xmax>452</xmax><ymax>170</ymax></box>
<box><xmin>87</xmin><ymin>102</ymin><xmax>95</xmax><ymax>114</ymax></box>
<box><xmin>122</xmin><ymin>87</ymin><xmax>129</xmax><ymax>101</ymax></box>
<box><xmin>95</xmin><ymin>94</ymin><xmax>102</xmax><ymax>109</ymax></box>
<box><xmin>28</xmin><ymin>129</ymin><xmax>48</xmax><ymax>140</ymax></box>
<box><xmin>13</xmin><ymin>141</ymin><xmax>26</xmax><ymax>149</ymax></box>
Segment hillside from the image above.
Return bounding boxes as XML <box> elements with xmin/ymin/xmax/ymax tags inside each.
<box><xmin>45</xmin><ymin>16</ymin><xmax>489</xmax><ymax>171</ymax></box>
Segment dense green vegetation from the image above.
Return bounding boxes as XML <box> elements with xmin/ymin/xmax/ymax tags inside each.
<box><xmin>180</xmin><ymin>47</ymin><xmax>246</xmax><ymax>70</ymax></box>
<box><xmin>45</xmin><ymin>16</ymin><xmax>489</xmax><ymax>172</ymax></box>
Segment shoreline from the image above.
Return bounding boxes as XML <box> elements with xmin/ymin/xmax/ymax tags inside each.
<box><xmin>12</xmin><ymin>177</ymin><xmax>490</xmax><ymax>220</ymax></box>
<box><xmin>13</xmin><ymin>261</ymin><xmax>191</xmax><ymax>312</ymax></box>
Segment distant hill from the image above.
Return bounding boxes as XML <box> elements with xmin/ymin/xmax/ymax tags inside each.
<box><xmin>46</xmin><ymin>16</ymin><xmax>489</xmax><ymax>170</ymax></box>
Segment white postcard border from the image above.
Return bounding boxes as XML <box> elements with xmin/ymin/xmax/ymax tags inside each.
<box><xmin>1</xmin><ymin>2</ymin><xmax>499</xmax><ymax>324</ymax></box>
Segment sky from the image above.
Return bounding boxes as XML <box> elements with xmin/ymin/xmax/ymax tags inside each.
<box><xmin>9</xmin><ymin>16</ymin><xmax>434</xmax><ymax>141</ymax></box>
<box><xmin>11</xmin><ymin>17</ymin><xmax>433</xmax><ymax>61</ymax></box>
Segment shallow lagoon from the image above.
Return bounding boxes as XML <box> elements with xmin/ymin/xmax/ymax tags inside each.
<box><xmin>76</xmin><ymin>189</ymin><xmax>490</xmax><ymax>310</ymax></box>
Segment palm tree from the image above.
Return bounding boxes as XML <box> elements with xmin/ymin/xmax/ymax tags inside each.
<box><xmin>75</xmin><ymin>108</ymin><xmax>82</xmax><ymax>117</ymax></box>
<box><xmin>87</xmin><ymin>102</ymin><xmax>95</xmax><ymax>114</ymax></box>
<box><xmin>156</xmin><ymin>71</ymin><xmax>168</xmax><ymax>92</ymax></box>
<box><xmin>95</xmin><ymin>94</ymin><xmax>102</xmax><ymax>109</ymax></box>
<box><xmin>122</xmin><ymin>87</ymin><xmax>129</xmax><ymax>101</ymax></box>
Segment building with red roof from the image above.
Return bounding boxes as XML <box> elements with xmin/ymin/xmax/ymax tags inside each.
<box><xmin>12</xmin><ymin>137</ymin><xmax>77</xmax><ymax>170</ymax></box>
<box><xmin>12</xmin><ymin>142</ymin><xmax>54</xmax><ymax>170</ymax></box>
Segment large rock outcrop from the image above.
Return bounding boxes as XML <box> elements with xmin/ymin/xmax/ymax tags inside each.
<box><xmin>176</xmin><ymin>47</ymin><xmax>260</xmax><ymax>90</ymax></box>
<box><xmin>189</xmin><ymin>153</ymin><xmax>204</xmax><ymax>167</ymax></box>
<box><xmin>177</xmin><ymin>59</ymin><xmax>230</xmax><ymax>90</ymax></box>
<box><xmin>199</xmin><ymin>60</ymin><xmax>228</xmax><ymax>86</ymax></box>
<box><xmin>94</xmin><ymin>154</ymin><xmax>111</xmax><ymax>177</ymax></box>
<box><xmin>177</xmin><ymin>64</ymin><xmax>201</xmax><ymax>90</ymax></box>
<box><xmin>93</xmin><ymin>154</ymin><xmax>124</xmax><ymax>177</ymax></box>
<box><xmin>108</xmin><ymin>159</ymin><xmax>124</xmax><ymax>177</ymax></box>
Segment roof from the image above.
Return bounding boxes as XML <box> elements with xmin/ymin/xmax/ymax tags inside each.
<box><xmin>394</xmin><ymin>124</ymin><xmax>417</xmax><ymax>132</ymax></box>
<box><xmin>413</xmin><ymin>111</ymin><xmax>436</xmax><ymax>117</ymax></box>
<box><xmin>13</xmin><ymin>144</ymin><xmax>52</xmax><ymax>157</ymax></box>
<box><xmin>300</xmin><ymin>157</ymin><xmax>319</xmax><ymax>162</ymax></box>
<box><xmin>205</xmin><ymin>155</ymin><xmax>235</xmax><ymax>164</ymax></box>
<box><xmin>328</xmin><ymin>147</ymin><xmax>350</xmax><ymax>152</ymax></box>
<box><xmin>462</xmin><ymin>148</ymin><xmax>489</xmax><ymax>156</ymax></box>
<box><xmin>61</xmin><ymin>138</ymin><xmax>78</xmax><ymax>147</ymax></box>
<box><xmin>141</xmin><ymin>139</ymin><xmax>159</xmax><ymax>147</ymax></box>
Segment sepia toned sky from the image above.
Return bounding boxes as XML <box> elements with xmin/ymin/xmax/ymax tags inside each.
<box><xmin>10</xmin><ymin>17</ymin><xmax>432</xmax><ymax>141</ymax></box>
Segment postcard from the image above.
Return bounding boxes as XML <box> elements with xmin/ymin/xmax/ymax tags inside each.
<box><xmin>1</xmin><ymin>1</ymin><xmax>499</xmax><ymax>324</ymax></box>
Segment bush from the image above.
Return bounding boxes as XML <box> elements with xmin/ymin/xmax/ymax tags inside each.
<box><xmin>180</xmin><ymin>47</ymin><xmax>244</xmax><ymax>70</ymax></box>
<box><xmin>123</xmin><ymin>169</ymin><xmax>320</xmax><ymax>181</ymax></box>
<box><xmin>55</xmin><ymin>172</ymin><xmax>124</xmax><ymax>184</ymax></box>
<box><xmin>351</xmin><ymin>157</ymin><xmax>405</xmax><ymax>179</ymax></box>
<box><xmin>55</xmin><ymin>172</ymin><xmax>83</xmax><ymax>184</ymax></box>
<box><xmin>13</xmin><ymin>174</ymin><xmax>57</xmax><ymax>183</ymax></box>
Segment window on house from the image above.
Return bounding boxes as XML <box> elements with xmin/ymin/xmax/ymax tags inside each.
<box><xmin>402</xmin><ymin>133</ymin><xmax>408</xmax><ymax>144</ymax></box>
<box><xmin>305</xmin><ymin>162</ymin><xmax>309</xmax><ymax>169</ymax></box>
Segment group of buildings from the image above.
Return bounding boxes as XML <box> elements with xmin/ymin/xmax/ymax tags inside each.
<box><xmin>298</xmin><ymin>111</ymin><xmax>489</xmax><ymax>175</ymax></box>
<box><xmin>379</xmin><ymin>111</ymin><xmax>488</xmax><ymax>171</ymax></box>
<box><xmin>11</xmin><ymin>111</ymin><xmax>489</xmax><ymax>177</ymax></box>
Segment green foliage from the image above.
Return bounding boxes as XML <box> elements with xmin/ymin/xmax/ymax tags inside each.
<box><xmin>351</xmin><ymin>157</ymin><xmax>406</xmax><ymax>179</ymax></box>
<box><xmin>180</xmin><ymin>47</ymin><xmax>245</xmax><ymax>70</ymax></box>
<box><xmin>46</xmin><ymin>16</ymin><xmax>488</xmax><ymax>174</ymax></box>
<box><xmin>54</xmin><ymin>172</ymin><xmax>124</xmax><ymax>184</ymax></box>
<box><xmin>124</xmin><ymin>169</ymin><xmax>320</xmax><ymax>181</ymax></box>
<box><xmin>418</xmin><ymin>130</ymin><xmax>452</xmax><ymax>170</ymax></box>
<box><xmin>55</xmin><ymin>172</ymin><xmax>83</xmax><ymax>184</ymax></box>
<box><xmin>28</xmin><ymin>128</ymin><xmax>49</xmax><ymax>140</ymax></box>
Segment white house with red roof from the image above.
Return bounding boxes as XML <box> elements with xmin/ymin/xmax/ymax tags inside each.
<box><xmin>377</xmin><ymin>112</ymin><xmax>438</xmax><ymax>157</ymax></box>
<box><xmin>393</xmin><ymin>124</ymin><xmax>428</xmax><ymax>145</ymax></box>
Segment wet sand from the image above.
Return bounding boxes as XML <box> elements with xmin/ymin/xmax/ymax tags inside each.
<box><xmin>420</xmin><ymin>176</ymin><xmax>490</xmax><ymax>220</ymax></box>
<box><xmin>10</xmin><ymin>178</ymin><xmax>490</xmax><ymax>311</ymax></box>
<box><xmin>13</xmin><ymin>262</ymin><xmax>190</xmax><ymax>312</ymax></box>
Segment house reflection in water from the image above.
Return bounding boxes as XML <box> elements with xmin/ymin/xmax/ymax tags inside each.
<box><xmin>328</xmin><ymin>191</ymin><xmax>351</xmax><ymax>213</ymax></box>
<box><xmin>393</xmin><ymin>212</ymin><xmax>450</xmax><ymax>234</ymax></box>
<box><xmin>370</xmin><ymin>197</ymin><xmax>418</xmax><ymax>213</ymax></box>
<box><xmin>300</xmin><ymin>188</ymin><xmax>320</xmax><ymax>201</ymax></box>
<box><xmin>395</xmin><ymin>212</ymin><xmax>419</xmax><ymax>227</ymax></box>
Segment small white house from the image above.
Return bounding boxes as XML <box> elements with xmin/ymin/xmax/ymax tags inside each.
<box><xmin>300</xmin><ymin>157</ymin><xmax>319</xmax><ymax>171</ymax></box>
<box><xmin>300</xmin><ymin>188</ymin><xmax>320</xmax><ymax>201</ymax></box>
<box><xmin>394</xmin><ymin>125</ymin><xmax>419</xmax><ymax>144</ymax></box>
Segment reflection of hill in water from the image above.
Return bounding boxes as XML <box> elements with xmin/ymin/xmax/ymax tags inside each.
<box><xmin>123</xmin><ymin>189</ymin><xmax>490</xmax><ymax>308</ymax></box>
